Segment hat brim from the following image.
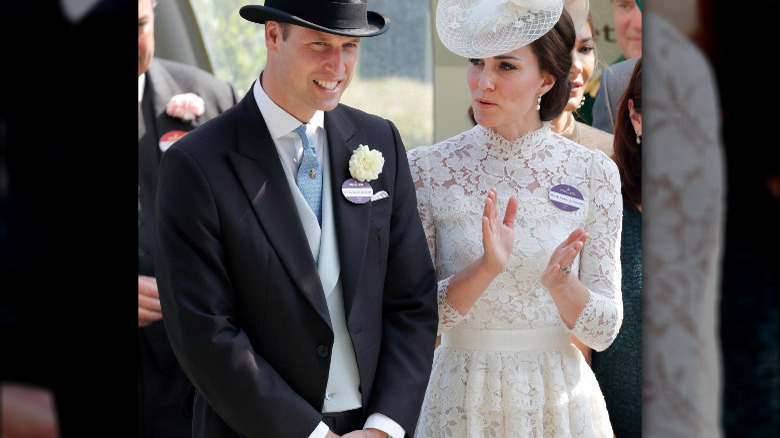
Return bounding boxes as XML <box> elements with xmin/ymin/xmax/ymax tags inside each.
<box><xmin>564</xmin><ymin>0</ymin><xmax>589</xmax><ymax>33</ymax></box>
<box><xmin>240</xmin><ymin>5</ymin><xmax>390</xmax><ymax>37</ymax></box>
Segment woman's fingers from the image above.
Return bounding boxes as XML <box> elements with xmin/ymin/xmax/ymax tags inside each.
<box><xmin>559</xmin><ymin>234</ymin><xmax>588</xmax><ymax>271</ymax></box>
<box><xmin>503</xmin><ymin>195</ymin><xmax>518</xmax><ymax>228</ymax></box>
<box><xmin>561</xmin><ymin>227</ymin><xmax>586</xmax><ymax>248</ymax></box>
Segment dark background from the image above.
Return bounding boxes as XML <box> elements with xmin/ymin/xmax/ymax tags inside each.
<box><xmin>1</xmin><ymin>0</ymin><xmax>137</xmax><ymax>435</ymax></box>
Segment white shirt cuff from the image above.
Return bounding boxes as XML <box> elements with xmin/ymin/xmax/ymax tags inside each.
<box><xmin>308</xmin><ymin>421</ymin><xmax>330</xmax><ymax>438</ymax></box>
<box><xmin>364</xmin><ymin>412</ymin><xmax>405</xmax><ymax>438</ymax></box>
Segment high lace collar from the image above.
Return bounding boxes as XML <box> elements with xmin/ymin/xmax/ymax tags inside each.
<box><xmin>473</xmin><ymin>122</ymin><xmax>553</xmax><ymax>159</ymax></box>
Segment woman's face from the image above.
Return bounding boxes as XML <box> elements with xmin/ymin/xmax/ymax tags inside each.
<box><xmin>565</xmin><ymin>22</ymin><xmax>595</xmax><ymax>113</ymax></box>
<box><xmin>467</xmin><ymin>44</ymin><xmax>552</xmax><ymax>137</ymax></box>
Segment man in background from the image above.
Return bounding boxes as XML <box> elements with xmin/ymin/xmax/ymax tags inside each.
<box><xmin>591</xmin><ymin>0</ymin><xmax>642</xmax><ymax>133</ymax></box>
<box><xmin>138</xmin><ymin>0</ymin><xmax>239</xmax><ymax>436</ymax></box>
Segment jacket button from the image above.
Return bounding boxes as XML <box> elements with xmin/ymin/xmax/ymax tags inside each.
<box><xmin>317</xmin><ymin>345</ymin><xmax>329</xmax><ymax>357</ymax></box>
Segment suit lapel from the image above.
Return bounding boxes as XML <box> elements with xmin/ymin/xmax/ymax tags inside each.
<box><xmin>324</xmin><ymin>109</ymin><xmax>372</xmax><ymax>318</ymax></box>
<box><xmin>147</xmin><ymin>60</ymin><xmax>182</xmax><ymax>134</ymax></box>
<box><xmin>229</xmin><ymin>92</ymin><xmax>331</xmax><ymax>327</ymax></box>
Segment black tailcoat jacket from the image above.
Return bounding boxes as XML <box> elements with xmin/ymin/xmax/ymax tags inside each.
<box><xmin>154</xmin><ymin>87</ymin><xmax>438</xmax><ymax>437</ymax></box>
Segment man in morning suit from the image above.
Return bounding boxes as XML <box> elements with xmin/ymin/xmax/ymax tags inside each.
<box><xmin>138</xmin><ymin>0</ymin><xmax>240</xmax><ymax>436</ymax></box>
<box><xmin>153</xmin><ymin>1</ymin><xmax>439</xmax><ymax>437</ymax></box>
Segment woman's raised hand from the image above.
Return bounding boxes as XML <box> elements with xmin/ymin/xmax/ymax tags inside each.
<box><xmin>541</xmin><ymin>228</ymin><xmax>588</xmax><ymax>290</ymax></box>
<box><xmin>481</xmin><ymin>188</ymin><xmax>519</xmax><ymax>276</ymax></box>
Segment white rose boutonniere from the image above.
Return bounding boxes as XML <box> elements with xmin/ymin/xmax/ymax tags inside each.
<box><xmin>342</xmin><ymin>144</ymin><xmax>385</xmax><ymax>204</ymax></box>
<box><xmin>348</xmin><ymin>144</ymin><xmax>384</xmax><ymax>182</ymax></box>
<box><xmin>165</xmin><ymin>93</ymin><xmax>205</xmax><ymax>122</ymax></box>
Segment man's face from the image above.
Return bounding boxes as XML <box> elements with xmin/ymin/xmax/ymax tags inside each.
<box><xmin>262</xmin><ymin>22</ymin><xmax>360</xmax><ymax>122</ymax></box>
<box><xmin>612</xmin><ymin>0</ymin><xmax>642</xmax><ymax>59</ymax></box>
<box><xmin>138</xmin><ymin>0</ymin><xmax>155</xmax><ymax>77</ymax></box>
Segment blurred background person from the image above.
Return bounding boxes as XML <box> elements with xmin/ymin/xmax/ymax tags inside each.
<box><xmin>642</xmin><ymin>2</ymin><xmax>724</xmax><ymax>436</ymax></box>
<box><xmin>590</xmin><ymin>0</ymin><xmax>642</xmax><ymax>133</ymax></box>
<box><xmin>611</xmin><ymin>0</ymin><xmax>642</xmax><ymax>60</ymax></box>
<box><xmin>138</xmin><ymin>0</ymin><xmax>239</xmax><ymax>436</ymax></box>
<box><xmin>551</xmin><ymin>11</ymin><xmax>614</xmax><ymax>160</ymax></box>
<box><xmin>591</xmin><ymin>56</ymin><xmax>642</xmax><ymax>438</ymax></box>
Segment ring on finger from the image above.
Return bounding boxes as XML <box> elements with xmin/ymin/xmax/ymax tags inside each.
<box><xmin>560</xmin><ymin>266</ymin><xmax>571</xmax><ymax>275</ymax></box>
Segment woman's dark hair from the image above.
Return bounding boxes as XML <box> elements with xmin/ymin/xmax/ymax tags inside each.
<box><xmin>613</xmin><ymin>56</ymin><xmax>642</xmax><ymax>208</ymax></box>
<box><xmin>530</xmin><ymin>8</ymin><xmax>576</xmax><ymax>121</ymax></box>
<box><xmin>467</xmin><ymin>10</ymin><xmax>577</xmax><ymax>125</ymax></box>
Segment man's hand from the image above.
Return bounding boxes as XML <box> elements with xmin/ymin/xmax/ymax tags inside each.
<box><xmin>342</xmin><ymin>428</ymin><xmax>389</xmax><ymax>438</ymax></box>
<box><xmin>138</xmin><ymin>275</ymin><xmax>162</xmax><ymax>327</ymax></box>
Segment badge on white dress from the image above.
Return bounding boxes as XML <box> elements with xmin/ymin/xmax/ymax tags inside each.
<box><xmin>548</xmin><ymin>184</ymin><xmax>583</xmax><ymax>211</ymax></box>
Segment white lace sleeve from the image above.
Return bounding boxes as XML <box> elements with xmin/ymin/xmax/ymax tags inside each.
<box><xmin>436</xmin><ymin>277</ymin><xmax>467</xmax><ymax>335</ymax></box>
<box><xmin>570</xmin><ymin>150</ymin><xmax>624</xmax><ymax>352</ymax></box>
<box><xmin>408</xmin><ymin>148</ymin><xmax>467</xmax><ymax>336</ymax></box>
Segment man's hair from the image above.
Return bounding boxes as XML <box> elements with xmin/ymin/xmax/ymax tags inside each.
<box><xmin>277</xmin><ymin>22</ymin><xmax>293</xmax><ymax>40</ymax></box>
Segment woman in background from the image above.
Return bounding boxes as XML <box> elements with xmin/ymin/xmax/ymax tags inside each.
<box><xmin>550</xmin><ymin>12</ymin><xmax>614</xmax><ymax>159</ymax></box>
<box><xmin>591</xmin><ymin>56</ymin><xmax>642</xmax><ymax>438</ymax></box>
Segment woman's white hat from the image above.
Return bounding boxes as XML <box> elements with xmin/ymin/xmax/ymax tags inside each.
<box><xmin>436</xmin><ymin>0</ymin><xmax>588</xmax><ymax>58</ymax></box>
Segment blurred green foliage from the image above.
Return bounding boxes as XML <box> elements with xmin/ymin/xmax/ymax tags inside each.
<box><xmin>191</xmin><ymin>0</ymin><xmax>265</xmax><ymax>94</ymax></box>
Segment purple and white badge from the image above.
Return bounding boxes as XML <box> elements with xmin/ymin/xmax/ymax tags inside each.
<box><xmin>549</xmin><ymin>184</ymin><xmax>584</xmax><ymax>211</ymax></box>
<box><xmin>342</xmin><ymin>178</ymin><xmax>373</xmax><ymax>204</ymax></box>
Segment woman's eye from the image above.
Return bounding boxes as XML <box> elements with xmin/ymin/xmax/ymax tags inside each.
<box><xmin>468</xmin><ymin>58</ymin><xmax>483</xmax><ymax>66</ymax></box>
<box><xmin>500</xmin><ymin>62</ymin><xmax>517</xmax><ymax>71</ymax></box>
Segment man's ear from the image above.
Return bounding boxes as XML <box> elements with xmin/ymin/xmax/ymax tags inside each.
<box><xmin>265</xmin><ymin>21</ymin><xmax>281</xmax><ymax>52</ymax></box>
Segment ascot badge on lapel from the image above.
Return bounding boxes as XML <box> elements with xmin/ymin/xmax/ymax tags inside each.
<box><xmin>342</xmin><ymin>144</ymin><xmax>384</xmax><ymax>204</ymax></box>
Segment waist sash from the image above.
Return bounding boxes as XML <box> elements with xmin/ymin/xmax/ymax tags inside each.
<box><xmin>441</xmin><ymin>327</ymin><xmax>571</xmax><ymax>351</ymax></box>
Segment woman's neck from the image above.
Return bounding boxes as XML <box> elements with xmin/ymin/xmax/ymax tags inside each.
<box><xmin>551</xmin><ymin>110</ymin><xmax>574</xmax><ymax>134</ymax></box>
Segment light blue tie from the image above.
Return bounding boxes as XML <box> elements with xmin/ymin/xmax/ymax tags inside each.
<box><xmin>295</xmin><ymin>124</ymin><xmax>322</xmax><ymax>225</ymax></box>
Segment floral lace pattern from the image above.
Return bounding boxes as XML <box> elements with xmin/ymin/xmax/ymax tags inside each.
<box><xmin>641</xmin><ymin>13</ymin><xmax>725</xmax><ymax>437</ymax></box>
<box><xmin>408</xmin><ymin>122</ymin><xmax>623</xmax><ymax>437</ymax></box>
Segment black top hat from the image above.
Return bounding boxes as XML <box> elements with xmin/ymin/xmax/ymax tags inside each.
<box><xmin>240</xmin><ymin>0</ymin><xmax>390</xmax><ymax>37</ymax></box>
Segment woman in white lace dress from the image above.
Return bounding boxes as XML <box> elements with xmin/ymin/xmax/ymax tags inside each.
<box><xmin>409</xmin><ymin>1</ymin><xmax>623</xmax><ymax>436</ymax></box>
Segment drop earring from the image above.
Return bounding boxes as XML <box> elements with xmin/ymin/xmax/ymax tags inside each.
<box><xmin>578</xmin><ymin>96</ymin><xmax>585</xmax><ymax>109</ymax></box>
<box><xmin>537</xmin><ymin>93</ymin><xmax>543</xmax><ymax>110</ymax></box>
<box><xmin>635</xmin><ymin>131</ymin><xmax>642</xmax><ymax>144</ymax></box>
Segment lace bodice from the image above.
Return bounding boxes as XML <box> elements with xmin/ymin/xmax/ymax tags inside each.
<box><xmin>408</xmin><ymin>123</ymin><xmax>623</xmax><ymax>352</ymax></box>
